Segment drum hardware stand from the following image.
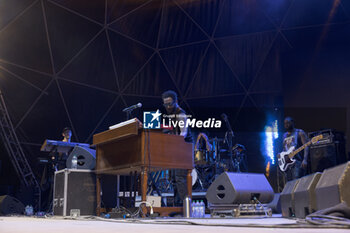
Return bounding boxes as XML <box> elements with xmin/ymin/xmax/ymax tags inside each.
<box><xmin>212</xmin><ymin>137</ymin><xmax>223</xmax><ymax>175</ymax></box>
<box><xmin>194</xmin><ymin>168</ymin><xmax>205</xmax><ymax>190</ymax></box>
<box><xmin>158</xmin><ymin>170</ymin><xmax>174</xmax><ymax>193</ymax></box>
<box><xmin>193</xmin><ymin>164</ymin><xmax>216</xmax><ymax>191</ymax></box>
<box><xmin>233</xmin><ymin>159</ymin><xmax>240</xmax><ymax>172</ymax></box>
<box><xmin>221</xmin><ymin>113</ymin><xmax>235</xmax><ymax>173</ymax></box>
<box><xmin>197</xmin><ymin>176</ymin><xmax>205</xmax><ymax>190</ymax></box>
<box><xmin>231</xmin><ymin>144</ymin><xmax>246</xmax><ymax>172</ymax></box>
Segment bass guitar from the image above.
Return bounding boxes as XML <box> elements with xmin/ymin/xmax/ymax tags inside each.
<box><xmin>278</xmin><ymin>134</ymin><xmax>323</xmax><ymax>172</ymax></box>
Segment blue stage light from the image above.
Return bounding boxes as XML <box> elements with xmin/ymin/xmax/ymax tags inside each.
<box><xmin>263</xmin><ymin>120</ymin><xmax>278</xmax><ymax>165</ymax></box>
<box><xmin>264</xmin><ymin>126</ymin><xmax>275</xmax><ymax>165</ymax></box>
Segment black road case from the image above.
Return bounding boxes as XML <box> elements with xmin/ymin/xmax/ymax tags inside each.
<box><xmin>53</xmin><ymin>169</ymin><xmax>96</xmax><ymax>216</ymax></box>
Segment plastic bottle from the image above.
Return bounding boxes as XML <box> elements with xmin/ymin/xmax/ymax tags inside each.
<box><xmin>200</xmin><ymin>200</ymin><xmax>205</xmax><ymax>218</ymax></box>
<box><xmin>193</xmin><ymin>201</ymin><xmax>198</xmax><ymax>218</ymax></box>
<box><xmin>25</xmin><ymin>205</ymin><xmax>33</xmax><ymax>216</ymax></box>
<box><xmin>71</xmin><ymin>155</ymin><xmax>78</xmax><ymax>169</ymax></box>
<box><xmin>197</xmin><ymin>200</ymin><xmax>202</xmax><ymax>218</ymax></box>
<box><xmin>197</xmin><ymin>201</ymin><xmax>201</xmax><ymax>218</ymax></box>
<box><xmin>192</xmin><ymin>201</ymin><xmax>196</xmax><ymax>218</ymax></box>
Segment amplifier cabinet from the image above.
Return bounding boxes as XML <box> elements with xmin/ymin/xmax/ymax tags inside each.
<box><xmin>53</xmin><ymin>169</ymin><xmax>96</xmax><ymax>216</ymax></box>
<box><xmin>310</xmin><ymin>142</ymin><xmax>346</xmax><ymax>173</ymax></box>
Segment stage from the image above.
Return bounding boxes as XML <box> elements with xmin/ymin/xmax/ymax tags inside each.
<box><xmin>1</xmin><ymin>215</ymin><xmax>349</xmax><ymax>233</ymax></box>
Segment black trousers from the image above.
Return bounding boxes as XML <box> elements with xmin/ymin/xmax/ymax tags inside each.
<box><xmin>173</xmin><ymin>169</ymin><xmax>187</xmax><ymax>205</ymax></box>
<box><xmin>286</xmin><ymin>160</ymin><xmax>306</xmax><ymax>181</ymax></box>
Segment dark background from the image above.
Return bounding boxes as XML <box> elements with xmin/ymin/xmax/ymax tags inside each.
<box><xmin>0</xmin><ymin>0</ymin><xmax>349</xmax><ymax>198</ymax></box>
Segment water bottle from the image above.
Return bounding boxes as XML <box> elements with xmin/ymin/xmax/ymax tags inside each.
<box><xmin>194</xmin><ymin>201</ymin><xmax>199</xmax><ymax>218</ymax></box>
<box><xmin>192</xmin><ymin>201</ymin><xmax>196</xmax><ymax>218</ymax></box>
<box><xmin>200</xmin><ymin>200</ymin><xmax>205</xmax><ymax>218</ymax></box>
<box><xmin>71</xmin><ymin>155</ymin><xmax>78</xmax><ymax>169</ymax></box>
<box><xmin>25</xmin><ymin>205</ymin><xmax>34</xmax><ymax>216</ymax></box>
<box><xmin>198</xmin><ymin>201</ymin><xmax>202</xmax><ymax>218</ymax></box>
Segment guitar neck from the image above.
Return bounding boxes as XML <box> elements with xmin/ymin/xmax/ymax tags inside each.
<box><xmin>289</xmin><ymin>141</ymin><xmax>312</xmax><ymax>159</ymax></box>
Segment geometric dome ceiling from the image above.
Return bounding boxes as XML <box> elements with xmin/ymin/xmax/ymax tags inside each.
<box><xmin>0</xmin><ymin>0</ymin><xmax>349</xmax><ymax>165</ymax></box>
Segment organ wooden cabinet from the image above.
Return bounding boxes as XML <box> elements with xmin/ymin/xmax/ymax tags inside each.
<box><xmin>93</xmin><ymin>119</ymin><xmax>193</xmax><ymax>216</ymax></box>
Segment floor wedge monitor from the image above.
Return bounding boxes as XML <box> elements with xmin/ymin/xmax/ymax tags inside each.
<box><xmin>294</xmin><ymin>172</ymin><xmax>322</xmax><ymax>218</ymax></box>
<box><xmin>315</xmin><ymin>162</ymin><xmax>350</xmax><ymax>211</ymax></box>
<box><xmin>280</xmin><ymin>179</ymin><xmax>300</xmax><ymax>217</ymax></box>
<box><xmin>206</xmin><ymin>172</ymin><xmax>274</xmax><ymax>205</ymax></box>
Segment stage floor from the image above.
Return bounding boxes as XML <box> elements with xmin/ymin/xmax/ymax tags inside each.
<box><xmin>1</xmin><ymin>215</ymin><xmax>349</xmax><ymax>233</ymax></box>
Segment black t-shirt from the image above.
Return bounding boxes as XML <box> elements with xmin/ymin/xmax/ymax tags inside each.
<box><xmin>283</xmin><ymin>129</ymin><xmax>305</xmax><ymax>161</ymax></box>
<box><xmin>167</xmin><ymin>107</ymin><xmax>193</xmax><ymax>143</ymax></box>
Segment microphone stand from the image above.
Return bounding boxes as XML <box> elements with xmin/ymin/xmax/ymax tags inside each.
<box><xmin>125</xmin><ymin>108</ymin><xmax>137</xmax><ymax>120</ymax></box>
<box><xmin>222</xmin><ymin>114</ymin><xmax>235</xmax><ymax>172</ymax></box>
<box><xmin>225</xmin><ymin>131</ymin><xmax>235</xmax><ymax>172</ymax></box>
<box><xmin>123</xmin><ymin>104</ymin><xmax>142</xmax><ymax>120</ymax></box>
<box><xmin>125</xmin><ymin>110</ymin><xmax>132</xmax><ymax>120</ymax></box>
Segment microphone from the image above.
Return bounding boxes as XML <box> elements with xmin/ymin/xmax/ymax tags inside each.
<box><xmin>221</xmin><ymin>113</ymin><xmax>233</xmax><ymax>134</ymax></box>
<box><xmin>221</xmin><ymin>113</ymin><xmax>228</xmax><ymax>121</ymax></box>
<box><xmin>122</xmin><ymin>103</ymin><xmax>142</xmax><ymax>112</ymax></box>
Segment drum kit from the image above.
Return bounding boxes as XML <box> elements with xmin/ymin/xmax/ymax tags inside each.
<box><xmin>191</xmin><ymin>133</ymin><xmax>246</xmax><ymax>191</ymax></box>
<box><xmin>155</xmin><ymin>132</ymin><xmax>246</xmax><ymax>193</ymax></box>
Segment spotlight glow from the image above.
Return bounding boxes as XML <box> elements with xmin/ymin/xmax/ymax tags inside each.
<box><xmin>265</xmin><ymin>126</ymin><xmax>275</xmax><ymax>165</ymax></box>
<box><xmin>264</xmin><ymin>120</ymin><xmax>278</xmax><ymax>165</ymax></box>
<box><xmin>273</xmin><ymin>120</ymin><xmax>279</xmax><ymax>139</ymax></box>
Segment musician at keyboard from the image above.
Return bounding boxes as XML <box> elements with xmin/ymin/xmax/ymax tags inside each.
<box><xmin>52</xmin><ymin>127</ymin><xmax>72</xmax><ymax>170</ymax></box>
<box><xmin>39</xmin><ymin>127</ymin><xmax>73</xmax><ymax>209</ymax></box>
<box><xmin>62</xmin><ymin>127</ymin><xmax>72</xmax><ymax>143</ymax></box>
<box><xmin>162</xmin><ymin>90</ymin><xmax>193</xmax><ymax>205</ymax></box>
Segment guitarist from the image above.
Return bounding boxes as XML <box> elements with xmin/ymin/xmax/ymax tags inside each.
<box><xmin>283</xmin><ymin>117</ymin><xmax>309</xmax><ymax>181</ymax></box>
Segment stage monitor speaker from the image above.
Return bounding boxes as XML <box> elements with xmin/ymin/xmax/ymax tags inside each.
<box><xmin>66</xmin><ymin>146</ymin><xmax>96</xmax><ymax>169</ymax></box>
<box><xmin>205</xmin><ymin>172</ymin><xmax>274</xmax><ymax>205</ymax></box>
<box><xmin>0</xmin><ymin>195</ymin><xmax>25</xmax><ymax>215</ymax></box>
<box><xmin>294</xmin><ymin>172</ymin><xmax>322</xmax><ymax>218</ymax></box>
<box><xmin>310</xmin><ymin>143</ymin><xmax>340</xmax><ymax>173</ymax></box>
<box><xmin>280</xmin><ymin>179</ymin><xmax>300</xmax><ymax>217</ymax></box>
<box><xmin>315</xmin><ymin>162</ymin><xmax>350</xmax><ymax>211</ymax></box>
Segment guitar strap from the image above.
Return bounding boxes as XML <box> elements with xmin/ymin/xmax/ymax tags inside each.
<box><xmin>293</xmin><ymin>129</ymin><xmax>303</xmax><ymax>161</ymax></box>
<box><xmin>293</xmin><ymin>129</ymin><xmax>299</xmax><ymax>147</ymax></box>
